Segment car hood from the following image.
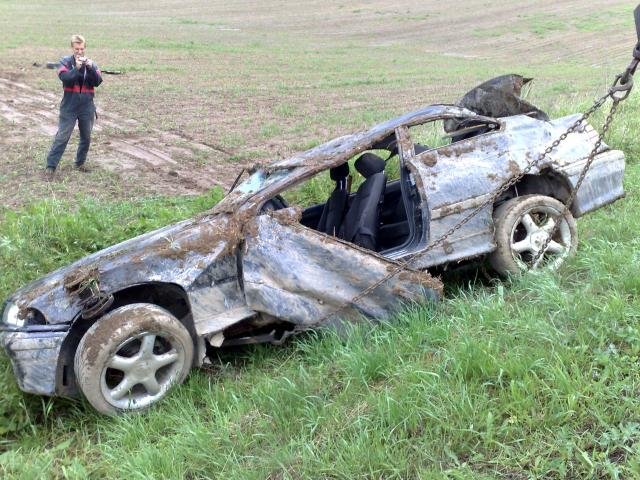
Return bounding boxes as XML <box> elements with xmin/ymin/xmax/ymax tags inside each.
<box><xmin>8</xmin><ymin>212</ymin><xmax>243</xmax><ymax>325</ymax></box>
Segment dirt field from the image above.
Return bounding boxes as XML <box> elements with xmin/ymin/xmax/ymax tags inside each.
<box><xmin>0</xmin><ymin>77</ymin><xmax>235</xmax><ymax>197</ymax></box>
<box><xmin>0</xmin><ymin>0</ymin><xmax>636</xmax><ymax>209</ymax></box>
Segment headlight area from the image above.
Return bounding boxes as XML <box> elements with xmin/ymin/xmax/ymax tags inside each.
<box><xmin>1</xmin><ymin>302</ymin><xmax>21</xmax><ymax>327</ymax></box>
<box><xmin>0</xmin><ymin>302</ymin><xmax>69</xmax><ymax>396</ymax></box>
<box><xmin>1</xmin><ymin>302</ymin><xmax>47</xmax><ymax>329</ymax></box>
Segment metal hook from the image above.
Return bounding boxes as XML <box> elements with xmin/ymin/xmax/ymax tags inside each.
<box><xmin>610</xmin><ymin>73</ymin><xmax>634</xmax><ymax>101</ymax></box>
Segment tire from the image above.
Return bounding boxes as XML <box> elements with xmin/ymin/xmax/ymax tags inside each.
<box><xmin>489</xmin><ymin>195</ymin><xmax>577</xmax><ymax>275</ymax></box>
<box><xmin>74</xmin><ymin>303</ymin><xmax>194</xmax><ymax>416</ymax></box>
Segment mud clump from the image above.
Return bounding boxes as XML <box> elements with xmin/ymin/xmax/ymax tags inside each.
<box><xmin>396</xmin><ymin>268</ymin><xmax>443</xmax><ymax>295</ymax></box>
<box><xmin>63</xmin><ymin>266</ymin><xmax>99</xmax><ymax>292</ymax></box>
<box><xmin>507</xmin><ymin>160</ymin><xmax>521</xmax><ymax>177</ymax></box>
<box><xmin>267</xmin><ymin>206</ymin><xmax>303</xmax><ymax>226</ymax></box>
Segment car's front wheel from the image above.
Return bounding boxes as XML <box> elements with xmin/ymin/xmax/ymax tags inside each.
<box><xmin>74</xmin><ymin>303</ymin><xmax>194</xmax><ymax>416</ymax></box>
<box><xmin>489</xmin><ymin>195</ymin><xmax>577</xmax><ymax>275</ymax></box>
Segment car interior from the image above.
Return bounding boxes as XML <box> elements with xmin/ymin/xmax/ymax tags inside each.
<box><xmin>296</xmin><ymin>141</ymin><xmax>423</xmax><ymax>254</ymax></box>
<box><xmin>264</xmin><ymin>117</ymin><xmax>500</xmax><ymax>254</ymax></box>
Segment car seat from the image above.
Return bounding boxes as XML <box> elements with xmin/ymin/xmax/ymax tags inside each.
<box><xmin>317</xmin><ymin>163</ymin><xmax>350</xmax><ymax>236</ymax></box>
<box><xmin>339</xmin><ymin>153</ymin><xmax>386</xmax><ymax>250</ymax></box>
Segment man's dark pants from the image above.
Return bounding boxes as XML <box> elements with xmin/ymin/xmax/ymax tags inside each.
<box><xmin>46</xmin><ymin>103</ymin><xmax>95</xmax><ymax>169</ymax></box>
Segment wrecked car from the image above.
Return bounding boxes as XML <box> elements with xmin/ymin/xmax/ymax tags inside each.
<box><xmin>0</xmin><ymin>103</ymin><xmax>625</xmax><ymax>415</ymax></box>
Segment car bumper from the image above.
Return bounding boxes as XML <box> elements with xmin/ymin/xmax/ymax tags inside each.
<box><xmin>0</xmin><ymin>327</ymin><xmax>68</xmax><ymax>396</ymax></box>
<box><xmin>561</xmin><ymin>149</ymin><xmax>626</xmax><ymax>217</ymax></box>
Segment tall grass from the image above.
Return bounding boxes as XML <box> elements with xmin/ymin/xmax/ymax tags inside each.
<box><xmin>1</xmin><ymin>97</ymin><xmax>640</xmax><ymax>478</ymax></box>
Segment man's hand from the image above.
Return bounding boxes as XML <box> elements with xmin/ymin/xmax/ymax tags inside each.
<box><xmin>84</xmin><ymin>58</ymin><xmax>94</xmax><ymax>69</ymax></box>
<box><xmin>75</xmin><ymin>57</ymin><xmax>83</xmax><ymax>69</ymax></box>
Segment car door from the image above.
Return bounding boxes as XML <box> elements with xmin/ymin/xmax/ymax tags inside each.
<box><xmin>397</xmin><ymin>117</ymin><xmax>507</xmax><ymax>269</ymax></box>
<box><xmin>240</xmin><ymin>209</ymin><xmax>442</xmax><ymax>328</ymax></box>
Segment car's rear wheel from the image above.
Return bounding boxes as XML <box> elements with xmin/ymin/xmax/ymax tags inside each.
<box><xmin>74</xmin><ymin>303</ymin><xmax>193</xmax><ymax>416</ymax></box>
<box><xmin>489</xmin><ymin>195</ymin><xmax>577</xmax><ymax>275</ymax></box>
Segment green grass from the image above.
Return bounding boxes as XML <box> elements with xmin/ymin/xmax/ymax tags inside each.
<box><xmin>2</xmin><ymin>0</ymin><xmax>640</xmax><ymax>477</ymax></box>
<box><xmin>526</xmin><ymin>14</ymin><xmax>567</xmax><ymax>37</ymax></box>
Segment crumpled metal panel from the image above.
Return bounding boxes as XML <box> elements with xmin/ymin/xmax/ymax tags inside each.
<box><xmin>242</xmin><ymin>213</ymin><xmax>442</xmax><ymax>327</ymax></box>
<box><xmin>556</xmin><ymin>149</ymin><xmax>626</xmax><ymax>216</ymax></box>
<box><xmin>187</xmin><ymin>254</ymin><xmax>248</xmax><ymax>334</ymax></box>
<box><xmin>7</xmin><ymin>215</ymin><xmax>239</xmax><ymax>327</ymax></box>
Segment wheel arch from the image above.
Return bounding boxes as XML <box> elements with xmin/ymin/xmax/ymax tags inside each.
<box><xmin>55</xmin><ymin>282</ymin><xmax>196</xmax><ymax>397</ymax></box>
<box><xmin>495</xmin><ymin>170</ymin><xmax>575</xmax><ymax>213</ymax></box>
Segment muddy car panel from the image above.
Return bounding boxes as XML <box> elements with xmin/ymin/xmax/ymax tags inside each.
<box><xmin>398</xmin><ymin>112</ymin><xmax>625</xmax><ymax>268</ymax></box>
<box><xmin>242</xmin><ymin>213</ymin><xmax>440</xmax><ymax>327</ymax></box>
<box><xmin>551</xmin><ymin>148</ymin><xmax>626</xmax><ymax>216</ymax></box>
<box><xmin>1</xmin><ymin>330</ymin><xmax>67</xmax><ymax>395</ymax></box>
<box><xmin>0</xmin><ymin>215</ymin><xmax>248</xmax><ymax>395</ymax></box>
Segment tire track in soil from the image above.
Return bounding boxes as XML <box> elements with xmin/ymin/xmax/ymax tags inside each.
<box><xmin>0</xmin><ymin>77</ymin><xmax>245</xmax><ymax>196</ymax></box>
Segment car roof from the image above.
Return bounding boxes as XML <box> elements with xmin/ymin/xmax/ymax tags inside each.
<box><xmin>214</xmin><ymin>104</ymin><xmax>497</xmax><ymax>213</ymax></box>
<box><xmin>267</xmin><ymin>104</ymin><xmax>496</xmax><ymax>173</ymax></box>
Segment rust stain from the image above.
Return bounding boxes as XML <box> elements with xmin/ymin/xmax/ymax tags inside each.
<box><xmin>438</xmin><ymin>142</ymin><xmax>476</xmax><ymax>158</ymax></box>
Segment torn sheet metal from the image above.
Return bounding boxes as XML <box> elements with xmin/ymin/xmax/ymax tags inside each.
<box><xmin>242</xmin><ymin>213</ymin><xmax>442</xmax><ymax>327</ymax></box>
<box><xmin>444</xmin><ymin>74</ymin><xmax>549</xmax><ymax>140</ymax></box>
<box><xmin>405</xmin><ymin>110</ymin><xmax>625</xmax><ymax>268</ymax></box>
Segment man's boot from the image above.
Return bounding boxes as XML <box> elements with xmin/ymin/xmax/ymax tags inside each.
<box><xmin>44</xmin><ymin>167</ymin><xmax>55</xmax><ymax>180</ymax></box>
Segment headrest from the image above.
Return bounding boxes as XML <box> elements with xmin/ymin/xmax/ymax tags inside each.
<box><xmin>355</xmin><ymin>153</ymin><xmax>385</xmax><ymax>178</ymax></box>
<box><xmin>330</xmin><ymin>162</ymin><xmax>350</xmax><ymax>181</ymax></box>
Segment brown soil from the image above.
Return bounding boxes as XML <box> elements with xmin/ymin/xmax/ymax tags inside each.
<box><xmin>0</xmin><ymin>77</ymin><xmax>252</xmax><ymax>203</ymax></box>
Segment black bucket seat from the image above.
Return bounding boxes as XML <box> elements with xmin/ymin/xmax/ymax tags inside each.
<box><xmin>317</xmin><ymin>163</ymin><xmax>350</xmax><ymax>236</ymax></box>
<box><xmin>339</xmin><ymin>153</ymin><xmax>386</xmax><ymax>250</ymax></box>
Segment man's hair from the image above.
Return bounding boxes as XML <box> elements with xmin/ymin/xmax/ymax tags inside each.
<box><xmin>70</xmin><ymin>34</ymin><xmax>86</xmax><ymax>46</ymax></box>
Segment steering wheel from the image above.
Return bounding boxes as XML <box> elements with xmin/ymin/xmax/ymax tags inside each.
<box><xmin>260</xmin><ymin>194</ymin><xmax>289</xmax><ymax>213</ymax></box>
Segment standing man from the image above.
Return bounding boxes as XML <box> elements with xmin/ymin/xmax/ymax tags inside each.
<box><xmin>45</xmin><ymin>34</ymin><xmax>102</xmax><ymax>178</ymax></box>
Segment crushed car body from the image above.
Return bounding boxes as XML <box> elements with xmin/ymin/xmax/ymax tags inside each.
<box><xmin>0</xmin><ymin>101</ymin><xmax>625</xmax><ymax>414</ymax></box>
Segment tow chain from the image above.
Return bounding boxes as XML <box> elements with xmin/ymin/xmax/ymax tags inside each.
<box><xmin>310</xmin><ymin>42</ymin><xmax>639</xmax><ymax>325</ymax></box>
<box><xmin>424</xmin><ymin>91</ymin><xmax>611</xmax><ymax>256</ymax></box>
<box><xmin>530</xmin><ymin>96</ymin><xmax>620</xmax><ymax>267</ymax></box>
<box><xmin>531</xmin><ymin>45</ymin><xmax>639</xmax><ymax>266</ymax></box>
